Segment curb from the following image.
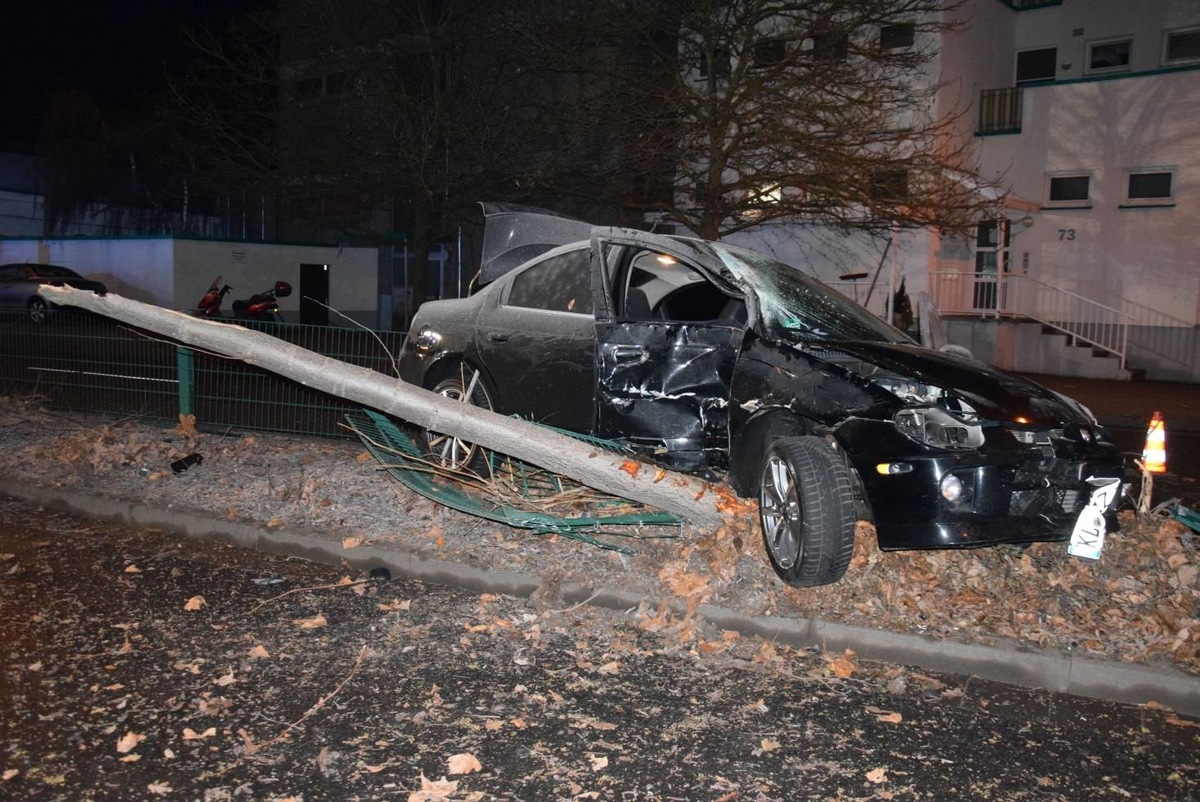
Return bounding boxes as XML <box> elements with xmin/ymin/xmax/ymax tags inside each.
<box><xmin>5</xmin><ymin>480</ymin><xmax>1200</xmax><ymax>718</ymax></box>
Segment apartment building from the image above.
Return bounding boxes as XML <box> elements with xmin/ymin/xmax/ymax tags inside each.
<box><xmin>729</xmin><ymin>0</ymin><xmax>1199</xmax><ymax>381</ymax></box>
<box><xmin>926</xmin><ymin>0</ymin><xmax>1200</xmax><ymax>380</ymax></box>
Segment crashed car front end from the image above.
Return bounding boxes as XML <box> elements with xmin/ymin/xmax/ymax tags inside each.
<box><xmin>827</xmin><ymin>360</ymin><xmax>1124</xmax><ymax>550</ymax></box>
<box><xmin>716</xmin><ymin>244</ymin><xmax>1126</xmax><ymax>553</ymax></box>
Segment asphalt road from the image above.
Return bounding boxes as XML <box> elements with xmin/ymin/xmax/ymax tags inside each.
<box><xmin>1</xmin><ymin>503</ymin><xmax>1196</xmax><ymax>801</ymax></box>
<box><xmin>1109</xmin><ymin>427</ymin><xmax>1199</xmax><ymax>509</ymax></box>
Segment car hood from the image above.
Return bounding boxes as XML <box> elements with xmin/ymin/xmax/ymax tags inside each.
<box><xmin>815</xmin><ymin>340</ymin><xmax>1090</xmax><ymax>426</ymax></box>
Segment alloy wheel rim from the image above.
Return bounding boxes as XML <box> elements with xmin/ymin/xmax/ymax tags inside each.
<box><xmin>760</xmin><ymin>453</ymin><xmax>802</xmax><ymax>569</ymax></box>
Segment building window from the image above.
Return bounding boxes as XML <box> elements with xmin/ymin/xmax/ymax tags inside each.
<box><xmin>699</xmin><ymin>47</ymin><xmax>731</xmax><ymax>79</ymax></box>
<box><xmin>1088</xmin><ymin>38</ymin><xmax>1131</xmax><ymax>74</ymax></box>
<box><xmin>1016</xmin><ymin>47</ymin><xmax>1056</xmax><ymax>84</ymax></box>
<box><xmin>880</xmin><ymin>23</ymin><xmax>915</xmax><ymax>50</ymax></box>
<box><xmin>1124</xmin><ymin>170</ymin><xmax>1174</xmax><ymax>206</ymax></box>
<box><xmin>977</xmin><ymin>86</ymin><xmax>1023</xmax><ymax>134</ymax></box>
<box><xmin>1164</xmin><ymin>28</ymin><xmax>1200</xmax><ymax>65</ymax></box>
<box><xmin>809</xmin><ymin>30</ymin><xmax>850</xmax><ymax>61</ymax></box>
<box><xmin>1046</xmin><ymin>173</ymin><xmax>1091</xmax><ymax>206</ymax></box>
<box><xmin>752</xmin><ymin>38</ymin><xmax>787</xmax><ymax>69</ymax></box>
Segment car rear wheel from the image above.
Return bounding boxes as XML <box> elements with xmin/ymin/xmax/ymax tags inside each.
<box><xmin>424</xmin><ymin>365</ymin><xmax>495</xmax><ymax>476</ymax></box>
<box><xmin>28</xmin><ymin>297</ymin><xmax>49</xmax><ymax>324</ymax></box>
<box><xmin>759</xmin><ymin>436</ymin><xmax>856</xmax><ymax>587</ymax></box>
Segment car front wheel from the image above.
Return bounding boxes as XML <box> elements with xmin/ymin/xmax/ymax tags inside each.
<box><xmin>759</xmin><ymin>436</ymin><xmax>856</xmax><ymax>587</ymax></box>
<box><xmin>423</xmin><ymin>365</ymin><xmax>495</xmax><ymax>476</ymax></box>
<box><xmin>28</xmin><ymin>296</ymin><xmax>49</xmax><ymax>324</ymax></box>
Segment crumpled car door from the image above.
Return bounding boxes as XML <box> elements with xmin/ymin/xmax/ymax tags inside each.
<box><xmin>592</xmin><ymin>237</ymin><xmax>743</xmax><ymax>473</ymax></box>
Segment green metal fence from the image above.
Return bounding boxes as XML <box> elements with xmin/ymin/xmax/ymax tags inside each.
<box><xmin>0</xmin><ymin>309</ymin><xmax>408</xmax><ymax>438</ymax></box>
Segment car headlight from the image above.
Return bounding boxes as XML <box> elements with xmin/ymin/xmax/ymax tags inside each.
<box><xmin>894</xmin><ymin>406</ymin><xmax>985</xmax><ymax>449</ymax></box>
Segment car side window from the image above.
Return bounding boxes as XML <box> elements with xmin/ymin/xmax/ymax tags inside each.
<box><xmin>0</xmin><ymin>267</ymin><xmax>19</xmax><ymax>282</ymax></box>
<box><xmin>622</xmin><ymin>250</ymin><xmax>745</xmax><ymax>324</ymax></box>
<box><xmin>506</xmin><ymin>248</ymin><xmax>593</xmax><ymax>314</ymax></box>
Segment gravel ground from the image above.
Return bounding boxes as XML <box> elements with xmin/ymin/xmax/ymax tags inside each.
<box><xmin>1</xmin><ymin>395</ymin><xmax>1197</xmax><ymax>679</ymax></box>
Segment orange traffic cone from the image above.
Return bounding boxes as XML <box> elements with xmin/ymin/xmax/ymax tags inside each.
<box><xmin>1141</xmin><ymin>411</ymin><xmax>1167</xmax><ymax>474</ymax></box>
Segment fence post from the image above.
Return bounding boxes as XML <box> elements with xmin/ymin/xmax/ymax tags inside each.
<box><xmin>177</xmin><ymin>346</ymin><xmax>195</xmax><ymax>418</ymax></box>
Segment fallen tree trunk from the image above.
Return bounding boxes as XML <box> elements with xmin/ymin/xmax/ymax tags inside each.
<box><xmin>43</xmin><ymin>287</ymin><xmax>735</xmax><ymax>527</ymax></box>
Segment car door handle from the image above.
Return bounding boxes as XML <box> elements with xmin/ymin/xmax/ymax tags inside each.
<box><xmin>609</xmin><ymin>344</ymin><xmax>649</xmax><ymax>365</ymax></box>
<box><xmin>486</xmin><ymin>332</ymin><xmax>509</xmax><ymax>343</ymax></box>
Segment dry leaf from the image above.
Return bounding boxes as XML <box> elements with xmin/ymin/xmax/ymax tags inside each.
<box><xmin>182</xmin><ymin>727</ymin><xmax>217</xmax><ymax>741</ymax></box>
<box><xmin>866</xmin><ymin>767</ymin><xmax>888</xmax><ymax>784</ymax></box>
<box><xmin>866</xmin><ymin>705</ymin><xmax>903</xmax><ymax>724</ymax></box>
<box><xmin>342</xmin><ymin>535</ymin><xmax>364</xmax><ymax>549</ymax></box>
<box><xmin>590</xmin><ymin>754</ymin><xmax>609</xmax><ymax>771</ymax></box>
<box><xmin>147</xmin><ymin>782</ymin><xmax>172</xmax><ymax>796</ymax></box>
<box><xmin>119</xmin><ymin>754</ymin><xmax>141</xmax><ymax>763</ymax></box>
<box><xmin>408</xmin><ymin>773</ymin><xmax>459</xmax><ymax>802</ymax></box>
<box><xmin>183</xmin><ymin>595</ymin><xmax>206</xmax><ymax>611</ymax></box>
<box><xmin>247</xmin><ymin>644</ymin><xmax>271</xmax><ymax>660</ymax></box>
<box><xmin>760</xmin><ymin>738</ymin><xmax>781</xmax><ymax>752</ymax></box>
<box><xmin>447</xmin><ymin>753</ymin><xmax>482</xmax><ymax>775</ymax></box>
<box><xmin>213</xmin><ymin>670</ymin><xmax>236</xmax><ymax>687</ymax></box>
<box><xmin>116</xmin><ymin>731</ymin><xmax>145</xmax><ymax>753</ymax></box>
<box><xmin>2</xmin><ymin>769</ymin><xmax>19</xmax><ymax>781</ymax></box>
<box><xmin>124</xmin><ymin>565</ymin><xmax>142</xmax><ymax>573</ymax></box>
<box><xmin>293</xmin><ymin>613</ymin><xmax>328</xmax><ymax>629</ymax></box>
<box><xmin>484</xmin><ymin>719</ymin><xmax>504</xmax><ymax>732</ymax></box>
<box><xmin>829</xmin><ymin>649</ymin><xmax>857</xmax><ymax>678</ymax></box>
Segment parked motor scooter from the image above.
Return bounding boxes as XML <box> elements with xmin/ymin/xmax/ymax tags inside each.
<box><xmin>231</xmin><ymin>281</ymin><xmax>292</xmax><ymax>321</ymax></box>
<box><xmin>194</xmin><ymin>276</ymin><xmax>292</xmax><ymax>322</ymax></box>
<box><xmin>195</xmin><ymin>276</ymin><xmax>232</xmax><ymax>318</ymax></box>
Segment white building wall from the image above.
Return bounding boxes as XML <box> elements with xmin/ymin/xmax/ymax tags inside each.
<box><xmin>0</xmin><ymin>237</ymin><xmax>379</xmax><ymax>324</ymax></box>
<box><xmin>0</xmin><ymin>237</ymin><xmax>175</xmax><ymax>306</ymax></box>
<box><xmin>172</xmin><ymin>239</ymin><xmax>377</xmax><ymax>320</ymax></box>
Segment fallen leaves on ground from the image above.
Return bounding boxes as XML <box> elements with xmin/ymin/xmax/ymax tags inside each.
<box><xmin>0</xmin><ymin>398</ymin><xmax>1196</xmax><ymax>675</ymax></box>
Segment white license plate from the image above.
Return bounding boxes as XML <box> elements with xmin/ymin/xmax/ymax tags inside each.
<box><xmin>1068</xmin><ymin>478</ymin><xmax>1121</xmax><ymax>561</ymax></box>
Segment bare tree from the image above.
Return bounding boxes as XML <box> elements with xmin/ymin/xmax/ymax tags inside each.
<box><xmin>570</xmin><ymin>0</ymin><xmax>1002</xmax><ymax>239</ymax></box>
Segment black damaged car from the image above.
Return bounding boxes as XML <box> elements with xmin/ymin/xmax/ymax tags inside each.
<box><xmin>398</xmin><ymin>204</ymin><xmax>1125</xmax><ymax>587</ymax></box>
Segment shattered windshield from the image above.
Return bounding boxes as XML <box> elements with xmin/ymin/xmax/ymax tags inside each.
<box><xmin>713</xmin><ymin>244</ymin><xmax>913</xmax><ymax>343</ymax></box>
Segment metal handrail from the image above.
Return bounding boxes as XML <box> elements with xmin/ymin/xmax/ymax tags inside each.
<box><xmin>929</xmin><ymin>271</ymin><xmax>1133</xmax><ymax>370</ymax></box>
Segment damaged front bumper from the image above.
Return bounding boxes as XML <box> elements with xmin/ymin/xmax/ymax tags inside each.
<box><xmin>836</xmin><ymin>418</ymin><xmax>1126</xmax><ymax>550</ymax></box>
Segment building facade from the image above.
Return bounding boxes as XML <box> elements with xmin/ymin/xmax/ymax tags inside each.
<box><xmin>732</xmin><ymin>0</ymin><xmax>1200</xmax><ymax>381</ymax></box>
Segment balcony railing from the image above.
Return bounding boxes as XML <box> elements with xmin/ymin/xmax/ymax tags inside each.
<box><xmin>978</xmin><ymin>87</ymin><xmax>1023</xmax><ymax>135</ymax></box>
<box><xmin>929</xmin><ymin>271</ymin><xmax>1132</xmax><ymax>369</ymax></box>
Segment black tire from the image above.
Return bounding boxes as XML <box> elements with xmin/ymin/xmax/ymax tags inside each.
<box><xmin>758</xmin><ymin>436</ymin><xmax>856</xmax><ymax>587</ymax></box>
<box><xmin>423</xmin><ymin>365</ymin><xmax>494</xmax><ymax>476</ymax></box>
<box><xmin>28</xmin><ymin>296</ymin><xmax>49</xmax><ymax>324</ymax></box>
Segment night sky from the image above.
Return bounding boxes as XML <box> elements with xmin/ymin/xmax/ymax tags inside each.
<box><xmin>2</xmin><ymin>0</ymin><xmax>261</xmax><ymax>146</ymax></box>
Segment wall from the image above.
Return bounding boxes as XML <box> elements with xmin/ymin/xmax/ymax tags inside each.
<box><xmin>0</xmin><ymin>237</ymin><xmax>380</xmax><ymax>325</ymax></box>
<box><xmin>0</xmin><ymin>237</ymin><xmax>175</xmax><ymax>306</ymax></box>
<box><xmin>172</xmin><ymin>239</ymin><xmax>378</xmax><ymax>323</ymax></box>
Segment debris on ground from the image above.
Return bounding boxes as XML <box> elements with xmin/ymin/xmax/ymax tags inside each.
<box><xmin>0</xmin><ymin>396</ymin><xmax>1196</xmax><ymax>675</ymax></box>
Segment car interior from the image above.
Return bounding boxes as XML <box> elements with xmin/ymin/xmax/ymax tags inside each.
<box><xmin>620</xmin><ymin>250</ymin><xmax>747</xmax><ymax>325</ymax></box>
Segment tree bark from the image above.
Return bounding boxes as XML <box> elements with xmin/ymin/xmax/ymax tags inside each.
<box><xmin>44</xmin><ymin>287</ymin><xmax>736</xmax><ymax>527</ymax></box>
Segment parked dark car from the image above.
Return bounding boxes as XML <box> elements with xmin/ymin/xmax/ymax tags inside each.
<box><xmin>0</xmin><ymin>263</ymin><xmax>107</xmax><ymax>323</ymax></box>
<box><xmin>398</xmin><ymin>204</ymin><xmax>1125</xmax><ymax>587</ymax></box>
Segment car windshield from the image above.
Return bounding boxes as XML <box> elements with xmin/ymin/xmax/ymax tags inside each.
<box><xmin>712</xmin><ymin>244</ymin><xmax>912</xmax><ymax>343</ymax></box>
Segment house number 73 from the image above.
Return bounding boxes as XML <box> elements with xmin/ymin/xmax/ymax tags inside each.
<box><xmin>1058</xmin><ymin>229</ymin><xmax>1076</xmax><ymax>241</ymax></box>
